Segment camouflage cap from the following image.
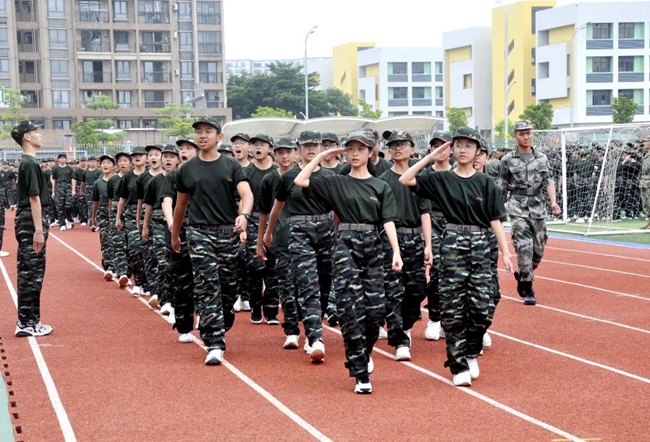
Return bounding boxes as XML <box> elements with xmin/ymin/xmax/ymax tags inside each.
<box><xmin>344</xmin><ymin>130</ymin><xmax>375</xmax><ymax>149</ymax></box>
<box><xmin>250</xmin><ymin>133</ymin><xmax>274</xmax><ymax>147</ymax></box>
<box><xmin>88</xmin><ymin>155</ymin><xmax>98</xmax><ymax>161</ymax></box>
<box><xmin>360</xmin><ymin>127</ymin><xmax>380</xmax><ymax>143</ymax></box>
<box><xmin>70</xmin><ymin>159</ymin><xmax>79</xmax><ymax>164</ymax></box>
<box><xmin>79</xmin><ymin>157</ymin><xmax>87</xmax><ymax>162</ymax></box>
<box><xmin>176</xmin><ymin>138</ymin><xmax>199</xmax><ymax>150</ymax></box>
<box><xmin>230</xmin><ymin>133</ymin><xmax>250</xmax><ymax>143</ymax></box>
<box><xmin>131</xmin><ymin>146</ymin><xmax>147</xmax><ymax>155</ymax></box>
<box><xmin>297</xmin><ymin>130</ymin><xmax>322</xmax><ymax>145</ymax></box>
<box><xmin>452</xmin><ymin>127</ymin><xmax>482</xmax><ymax>144</ymax></box>
<box><xmin>10</xmin><ymin>120</ymin><xmax>40</xmax><ymax>144</ymax></box>
<box><xmin>161</xmin><ymin>143</ymin><xmax>179</xmax><ymax>156</ymax></box>
<box><xmin>145</xmin><ymin>144</ymin><xmax>163</xmax><ymax>152</ymax></box>
<box><xmin>479</xmin><ymin>138</ymin><xmax>491</xmax><ymax>154</ymax></box>
<box><xmin>192</xmin><ymin>117</ymin><xmax>221</xmax><ymax>132</ymax></box>
<box><xmin>429</xmin><ymin>131</ymin><xmax>452</xmax><ymax>145</ymax></box>
<box><xmin>321</xmin><ymin>132</ymin><xmax>340</xmax><ymax>144</ymax></box>
<box><xmin>383</xmin><ymin>129</ymin><xmax>415</xmax><ymax>147</ymax></box>
<box><xmin>218</xmin><ymin>142</ymin><xmax>233</xmax><ymax>153</ymax></box>
<box><xmin>57</xmin><ymin>153</ymin><xmax>67</xmax><ymax>159</ymax></box>
<box><xmin>274</xmin><ymin>137</ymin><xmax>297</xmax><ymax>150</ymax></box>
<box><xmin>514</xmin><ymin>120</ymin><xmax>533</xmax><ymax>131</ymax></box>
<box><xmin>115</xmin><ymin>151</ymin><xmax>132</xmax><ymax>161</ymax></box>
<box><xmin>99</xmin><ymin>154</ymin><xmax>116</xmax><ymax>164</ymax></box>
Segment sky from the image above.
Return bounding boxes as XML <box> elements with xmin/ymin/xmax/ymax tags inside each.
<box><xmin>223</xmin><ymin>0</ymin><xmax>642</xmax><ymax>60</ymax></box>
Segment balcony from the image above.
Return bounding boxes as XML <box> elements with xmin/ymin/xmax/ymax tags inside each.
<box><xmin>76</xmin><ymin>9</ymin><xmax>109</xmax><ymax>22</ymax></box>
<box><xmin>619</xmin><ymin>72</ymin><xmax>644</xmax><ymax>82</ymax></box>
<box><xmin>23</xmin><ymin>100</ymin><xmax>40</xmax><ymax>108</ymax></box>
<box><xmin>116</xmin><ymin>72</ymin><xmax>132</xmax><ymax>82</ymax></box>
<box><xmin>435</xmin><ymin>98</ymin><xmax>444</xmax><ymax>106</ymax></box>
<box><xmin>78</xmin><ymin>40</ymin><xmax>111</xmax><ymax>52</ymax></box>
<box><xmin>17</xmin><ymin>42</ymin><xmax>38</xmax><ymax>53</ymax></box>
<box><xmin>435</xmin><ymin>74</ymin><xmax>443</xmax><ymax>82</ymax></box>
<box><xmin>142</xmin><ymin>71</ymin><xmax>171</xmax><ymax>83</ymax></box>
<box><xmin>586</xmin><ymin>105</ymin><xmax>612</xmax><ymax>116</ymax></box>
<box><xmin>15</xmin><ymin>11</ymin><xmax>35</xmax><ymax>22</ymax></box>
<box><xmin>144</xmin><ymin>100</ymin><xmax>166</xmax><ymax>108</ymax></box>
<box><xmin>79</xmin><ymin>71</ymin><xmax>112</xmax><ymax>83</ymax></box>
<box><xmin>206</xmin><ymin>101</ymin><xmax>224</xmax><ymax>108</ymax></box>
<box><xmin>586</xmin><ymin>73</ymin><xmax>613</xmax><ymax>83</ymax></box>
<box><xmin>198</xmin><ymin>43</ymin><xmax>221</xmax><ymax>54</ymax></box>
<box><xmin>388</xmin><ymin>99</ymin><xmax>408</xmax><ymax>107</ymax></box>
<box><xmin>199</xmin><ymin>72</ymin><xmax>223</xmax><ymax>83</ymax></box>
<box><xmin>387</xmin><ymin>74</ymin><xmax>408</xmax><ymax>82</ymax></box>
<box><xmin>618</xmin><ymin>39</ymin><xmax>644</xmax><ymax>49</ymax></box>
<box><xmin>138</xmin><ymin>11</ymin><xmax>169</xmax><ymax>23</ymax></box>
<box><xmin>197</xmin><ymin>13</ymin><xmax>220</xmax><ymax>25</ymax></box>
<box><xmin>586</xmin><ymin>40</ymin><xmax>613</xmax><ymax>50</ymax></box>
<box><xmin>412</xmin><ymin>74</ymin><xmax>431</xmax><ymax>82</ymax></box>
<box><xmin>412</xmin><ymin>99</ymin><xmax>432</xmax><ymax>107</ymax></box>
<box><xmin>139</xmin><ymin>42</ymin><xmax>171</xmax><ymax>53</ymax></box>
<box><xmin>19</xmin><ymin>72</ymin><xmax>39</xmax><ymax>83</ymax></box>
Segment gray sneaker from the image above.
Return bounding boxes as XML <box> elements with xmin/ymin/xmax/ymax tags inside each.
<box><xmin>15</xmin><ymin>322</ymin><xmax>53</xmax><ymax>337</ymax></box>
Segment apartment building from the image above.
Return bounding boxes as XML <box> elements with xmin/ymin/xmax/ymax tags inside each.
<box><xmin>0</xmin><ymin>0</ymin><xmax>231</xmax><ymax>130</ymax></box>
<box><xmin>332</xmin><ymin>42</ymin><xmax>376</xmax><ymax>106</ymax></box>
<box><xmin>225</xmin><ymin>57</ymin><xmax>333</xmax><ymax>89</ymax></box>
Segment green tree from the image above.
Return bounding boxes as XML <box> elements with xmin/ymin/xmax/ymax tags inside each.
<box><xmin>358</xmin><ymin>99</ymin><xmax>383</xmax><ymax>119</ymax></box>
<box><xmin>446</xmin><ymin>107</ymin><xmax>468</xmax><ymax>135</ymax></box>
<box><xmin>0</xmin><ymin>88</ymin><xmax>29</xmax><ymax>139</ymax></box>
<box><xmin>251</xmin><ymin>106</ymin><xmax>294</xmax><ymax>118</ymax></box>
<box><xmin>153</xmin><ymin>102</ymin><xmax>195</xmax><ymax>138</ymax></box>
<box><xmin>494</xmin><ymin>119</ymin><xmax>515</xmax><ymax>138</ymax></box>
<box><xmin>519</xmin><ymin>102</ymin><xmax>554</xmax><ymax>130</ymax></box>
<box><xmin>612</xmin><ymin>96</ymin><xmax>637</xmax><ymax>124</ymax></box>
<box><xmin>72</xmin><ymin>94</ymin><xmax>126</xmax><ymax>144</ymax></box>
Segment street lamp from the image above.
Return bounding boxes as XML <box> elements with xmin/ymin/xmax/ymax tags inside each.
<box><xmin>304</xmin><ymin>26</ymin><xmax>317</xmax><ymax>120</ymax></box>
<box><xmin>570</xmin><ymin>22</ymin><xmax>589</xmax><ymax>127</ymax></box>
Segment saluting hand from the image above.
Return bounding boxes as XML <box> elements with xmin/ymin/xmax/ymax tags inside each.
<box><xmin>320</xmin><ymin>147</ymin><xmax>346</xmax><ymax>162</ymax></box>
<box><xmin>426</xmin><ymin>141</ymin><xmax>452</xmax><ymax>163</ymax></box>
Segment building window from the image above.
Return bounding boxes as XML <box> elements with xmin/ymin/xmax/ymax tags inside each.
<box><xmin>117</xmin><ymin>90</ymin><xmax>131</xmax><ymax>107</ymax></box>
<box><xmin>179</xmin><ymin>32</ymin><xmax>192</xmax><ymax>50</ymax></box>
<box><xmin>114</xmin><ymin>31</ymin><xmax>129</xmax><ymax>51</ymax></box>
<box><xmin>181</xmin><ymin>90</ymin><xmax>193</xmax><ymax>104</ymax></box>
<box><xmin>144</xmin><ymin>90</ymin><xmax>166</xmax><ymax>108</ymax></box>
<box><xmin>388</xmin><ymin>62</ymin><xmax>407</xmax><ymax>75</ymax></box>
<box><xmin>435</xmin><ymin>110</ymin><xmax>444</xmax><ymax>117</ymax></box>
<box><xmin>47</xmin><ymin>0</ymin><xmax>64</xmax><ymax>17</ymax></box>
<box><xmin>508</xmin><ymin>69</ymin><xmax>515</xmax><ymax>85</ymax></box>
<box><xmin>411</xmin><ymin>62</ymin><xmax>430</xmax><ymax>74</ymax></box>
<box><xmin>50</xmin><ymin>60</ymin><xmax>68</xmax><ymax>78</ymax></box>
<box><xmin>435</xmin><ymin>61</ymin><xmax>443</xmax><ymax>74</ymax></box>
<box><xmin>507</xmin><ymin>100</ymin><xmax>515</xmax><ymax>115</ymax></box>
<box><xmin>48</xmin><ymin>29</ymin><xmax>67</xmax><ymax>48</ymax></box>
<box><xmin>389</xmin><ymin>87</ymin><xmax>407</xmax><ymax>99</ymax></box>
<box><xmin>197</xmin><ymin>1</ymin><xmax>219</xmax><ymax>24</ymax></box>
<box><xmin>199</xmin><ymin>61</ymin><xmax>218</xmax><ymax>83</ymax></box>
<box><xmin>117</xmin><ymin>119</ymin><xmax>133</xmax><ymax>129</ymax></box>
<box><xmin>592</xmin><ymin>56</ymin><xmax>611</xmax><ymax>73</ymax></box>
<box><xmin>618</xmin><ymin>89</ymin><xmax>635</xmax><ymax>100</ymax></box>
<box><xmin>138</xmin><ymin>0</ymin><xmax>169</xmax><ymax>23</ymax></box>
<box><xmin>412</xmin><ymin>111</ymin><xmax>432</xmax><ymax>116</ymax></box>
<box><xmin>531</xmin><ymin>6</ymin><xmax>551</xmax><ymax>34</ymax></box>
<box><xmin>592</xmin><ymin>23</ymin><xmax>612</xmax><ymax>39</ymax></box>
<box><xmin>53</xmin><ymin>119</ymin><xmax>71</xmax><ymax>129</ymax></box>
<box><xmin>412</xmin><ymin>87</ymin><xmax>431</xmax><ymax>99</ymax></box>
<box><xmin>592</xmin><ymin>90</ymin><xmax>612</xmax><ymax>105</ymax></box>
<box><xmin>0</xmin><ymin>0</ymin><xmax>6</xmax><ymax>15</ymax></box>
<box><xmin>508</xmin><ymin>39</ymin><xmax>514</xmax><ymax>54</ymax></box>
<box><xmin>618</xmin><ymin>56</ymin><xmax>634</xmax><ymax>72</ymax></box>
<box><xmin>22</xmin><ymin>90</ymin><xmax>38</xmax><ymax>106</ymax></box>
<box><xmin>0</xmin><ymin>59</ymin><xmax>9</xmax><ymax>77</ymax></box>
<box><xmin>206</xmin><ymin>90</ymin><xmax>220</xmax><ymax>108</ymax></box>
<box><xmin>116</xmin><ymin>61</ymin><xmax>130</xmax><ymax>80</ymax></box>
<box><xmin>0</xmin><ymin>29</ymin><xmax>7</xmax><ymax>47</ymax></box>
<box><xmin>52</xmin><ymin>90</ymin><xmax>70</xmax><ymax>108</ymax></box>
<box><xmin>180</xmin><ymin>61</ymin><xmax>193</xmax><ymax>79</ymax></box>
<box><xmin>178</xmin><ymin>2</ymin><xmax>191</xmax><ymax>20</ymax></box>
<box><xmin>113</xmin><ymin>1</ymin><xmax>127</xmax><ymax>20</ymax></box>
<box><xmin>388</xmin><ymin>111</ymin><xmax>408</xmax><ymax>117</ymax></box>
<box><xmin>463</xmin><ymin>74</ymin><xmax>472</xmax><ymax>89</ymax></box>
<box><xmin>197</xmin><ymin>31</ymin><xmax>221</xmax><ymax>54</ymax></box>
<box><xmin>618</xmin><ymin>23</ymin><xmax>635</xmax><ymax>39</ymax></box>
<box><xmin>531</xmin><ymin>78</ymin><xmax>536</xmax><ymax>96</ymax></box>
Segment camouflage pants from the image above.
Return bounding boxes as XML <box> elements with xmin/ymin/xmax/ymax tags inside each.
<box><xmin>147</xmin><ymin>213</ymin><xmax>169</xmax><ymax>304</ymax></box>
<box><xmin>187</xmin><ymin>227</ymin><xmax>239</xmax><ymax>351</ymax></box>
<box><xmin>334</xmin><ymin>230</ymin><xmax>385</xmax><ymax>378</ymax></box>
<box><xmin>641</xmin><ymin>187</ymin><xmax>650</xmax><ymax>220</ymax></box>
<box><xmin>97</xmin><ymin>207</ymin><xmax>113</xmax><ymax>272</ymax></box>
<box><xmin>0</xmin><ymin>191</ymin><xmax>4</xmax><ymax>250</ymax></box>
<box><xmin>289</xmin><ymin>218</ymin><xmax>335</xmax><ymax>345</ymax></box>
<box><xmin>486</xmin><ymin>230</ymin><xmax>501</xmax><ymax>328</ymax></box>
<box><xmin>0</xmin><ymin>185</ymin><xmax>8</xmax><ymax>209</ymax></box>
<box><xmin>168</xmin><ymin>226</ymin><xmax>194</xmax><ymax>334</ymax></box>
<box><xmin>76</xmin><ymin>186</ymin><xmax>89</xmax><ymax>223</ymax></box>
<box><xmin>244</xmin><ymin>220</ymin><xmax>279</xmax><ymax>318</ymax></box>
<box><xmin>277</xmin><ymin>248</ymin><xmax>301</xmax><ymax>336</ymax></box>
<box><xmin>15</xmin><ymin>208</ymin><xmax>49</xmax><ymax>326</ymax></box>
<box><xmin>511</xmin><ymin>216</ymin><xmax>547</xmax><ymax>282</ymax></box>
<box><xmin>382</xmin><ymin>230</ymin><xmax>427</xmax><ymax>349</ymax></box>
<box><xmin>47</xmin><ymin>185</ymin><xmax>57</xmax><ymax>222</ymax></box>
<box><xmin>55</xmin><ymin>182</ymin><xmax>73</xmax><ymax>223</ymax></box>
<box><xmin>236</xmin><ymin>244</ymin><xmax>250</xmax><ymax>302</ymax></box>
<box><xmin>110</xmin><ymin>205</ymin><xmax>128</xmax><ymax>277</ymax></box>
<box><xmin>123</xmin><ymin>205</ymin><xmax>146</xmax><ymax>287</ymax></box>
<box><xmin>440</xmin><ymin>230</ymin><xmax>491</xmax><ymax>375</ymax></box>
<box><xmin>4</xmin><ymin>183</ymin><xmax>15</xmax><ymax>207</ymax></box>
<box><xmin>426</xmin><ymin>214</ymin><xmax>446</xmax><ymax>322</ymax></box>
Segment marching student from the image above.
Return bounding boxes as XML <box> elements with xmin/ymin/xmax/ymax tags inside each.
<box><xmin>81</xmin><ymin>156</ymin><xmax>102</xmax><ymax>228</ymax></box>
<box><xmin>51</xmin><ymin>153</ymin><xmax>74</xmax><ymax>231</ymax></box>
<box><xmin>321</xmin><ymin>132</ymin><xmax>343</xmax><ymax>173</ymax></box>
<box><xmin>107</xmin><ymin>152</ymin><xmax>131</xmax><ymax>288</ymax></box>
<box><xmin>91</xmin><ymin>155</ymin><xmax>118</xmax><ymax>281</ymax></box>
<box><xmin>72</xmin><ymin>157</ymin><xmax>88</xmax><ymax>226</ymax></box>
<box><xmin>399</xmin><ymin>127</ymin><xmax>513</xmax><ymax>387</ymax></box>
<box><xmin>171</xmin><ymin>117</ymin><xmax>254</xmax><ymax>366</ymax></box>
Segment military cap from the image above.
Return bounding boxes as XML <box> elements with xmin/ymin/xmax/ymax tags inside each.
<box><xmin>131</xmin><ymin>146</ymin><xmax>147</xmax><ymax>155</ymax></box>
<box><xmin>70</xmin><ymin>159</ymin><xmax>79</xmax><ymax>164</ymax></box>
<box><xmin>360</xmin><ymin>127</ymin><xmax>380</xmax><ymax>143</ymax></box>
<box><xmin>452</xmin><ymin>127</ymin><xmax>482</xmax><ymax>144</ymax></box>
<box><xmin>161</xmin><ymin>143</ymin><xmax>179</xmax><ymax>156</ymax></box>
<box><xmin>57</xmin><ymin>153</ymin><xmax>68</xmax><ymax>159</ymax></box>
<box><xmin>479</xmin><ymin>138</ymin><xmax>491</xmax><ymax>154</ymax></box>
<box><xmin>145</xmin><ymin>144</ymin><xmax>163</xmax><ymax>152</ymax></box>
<box><xmin>192</xmin><ymin>117</ymin><xmax>221</xmax><ymax>132</ymax></box>
<box><xmin>10</xmin><ymin>120</ymin><xmax>40</xmax><ymax>144</ymax></box>
<box><xmin>297</xmin><ymin>131</ymin><xmax>322</xmax><ymax>145</ymax></box>
<box><xmin>274</xmin><ymin>137</ymin><xmax>297</xmax><ymax>150</ymax></box>
<box><xmin>514</xmin><ymin>120</ymin><xmax>533</xmax><ymax>131</ymax></box>
<box><xmin>250</xmin><ymin>133</ymin><xmax>274</xmax><ymax>147</ymax></box>
<box><xmin>99</xmin><ymin>154</ymin><xmax>116</xmax><ymax>164</ymax></box>
<box><xmin>79</xmin><ymin>157</ymin><xmax>87</xmax><ymax>162</ymax></box>
<box><xmin>429</xmin><ymin>131</ymin><xmax>452</xmax><ymax>145</ymax></box>
<box><xmin>230</xmin><ymin>133</ymin><xmax>250</xmax><ymax>143</ymax></box>
<box><xmin>115</xmin><ymin>151</ymin><xmax>132</xmax><ymax>161</ymax></box>
<box><xmin>176</xmin><ymin>138</ymin><xmax>199</xmax><ymax>150</ymax></box>
<box><xmin>218</xmin><ymin>142</ymin><xmax>233</xmax><ymax>153</ymax></box>
<box><xmin>88</xmin><ymin>155</ymin><xmax>98</xmax><ymax>161</ymax></box>
<box><xmin>383</xmin><ymin>129</ymin><xmax>414</xmax><ymax>147</ymax></box>
<box><xmin>39</xmin><ymin>158</ymin><xmax>48</xmax><ymax>163</ymax></box>
<box><xmin>321</xmin><ymin>132</ymin><xmax>340</xmax><ymax>144</ymax></box>
<box><xmin>344</xmin><ymin>130</ymin><xmax>376</xmax><ymax>149</ymax></box>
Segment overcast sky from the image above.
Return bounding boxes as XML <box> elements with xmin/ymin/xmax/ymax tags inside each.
<box><xmin>223</xmin><ymin>0</ymin><xmax>642</xmax><ymax>60</ymax></box>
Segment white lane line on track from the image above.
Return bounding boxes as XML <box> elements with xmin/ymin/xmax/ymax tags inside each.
<box><xmin>323</xmin><ymin>326</ymin><xmax>585</xmax><ymax>442</ymax></box>
<box><xmin>545</xmin><ymin>246</ymin><xmax>650</xmax><ymax>263</ymax></box>
<box><xmin>542</xmin><ymin>259</ymin><xmax>650</xmax><ymax>279</ymax></box>
<box><xmin>0</xmin><ymin>259</ymin><xmax>77</xmax><ymax>442</ymax></box>
<box><xmin>501</xmin><ymin>295</ymin><xmax>650</xmax><ymax>335</ymax></box>
<box><xmin>49</xmin><ymin>233</ymin><xmax>332</xmax><ymax>442</ymax></box>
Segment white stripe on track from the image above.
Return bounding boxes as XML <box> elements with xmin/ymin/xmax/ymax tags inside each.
<box><xmin>0</xmin><ymin>259</ymin><xmax>77</xmax><ymax>442</ymax></box>
<box><xmin>323</xmin><ymin>326</ymin><xmax>585</xmax><ymax>442</ymax></box>
<box><xmin>542</xmin><ymin>259</ymin><xmax>650</xmax><ymax>279</ymax></box>
<box><xmin>49</xmin><ymin>233</ymin><xmax>332</xmax><ymax>442</ymax></box>
<box><xmin>545</xmin><ymin>246</ymin><xmax>650</xmax><ymax>263</ymax></box>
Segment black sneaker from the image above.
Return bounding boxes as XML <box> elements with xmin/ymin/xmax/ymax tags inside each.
<box><xmin>523</xmin><ymin>295</ymin><xmax>536</xmax><ymax>306</ymax></box>
<box><xmin>250</xmin><ymin>310</ymin><xmax>263</xmax><ymax>324</ymax></box>
<box><xmin>514</xmin><ymin>271</ymin><xmax>525</xmax><ymax>298</ymax></box>
<box><xmin>327</xmin><ymin>314</ymin><xmax>338</xmax><ymax>327</ymax></box>
<box><xmin>354</xmin><ymin>376</ymin><xmax>372</xmax><ymax>394</ymax></box>
<box><xmin>265</xmin><ymin>316</ymin><xmax>280</xmax><ymax>325</ymax></box>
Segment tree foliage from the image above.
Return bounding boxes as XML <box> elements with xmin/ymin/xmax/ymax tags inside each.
<box><xmin>446</xmin><ymin>107</ymin><xmax>468</xmax><ymax>136</ymax></box>
<box><xmin>153</xmin><ymin>102</ymin><xmax>195</xmax><ymax>138</ymax></box>
<box><xmin>0</xmin><ymin>88</ymin><xmax>29</xmax><ymax>139</ymax></box>
<box><xmin>612</xmin><ymin>96</ymin><xmax>637</xmax><ymax>124</ymax></box>
<box><xmin>251</xmin><ymin>106</ymin><xmax>294</xmax><ymax>118</ymax></box>
<box><xmin>358</xmin><ymin>99</ymin><xmax>383</xmax><ymax>119</ymax></box>
<box><xmin>227</xmin><ymin>62</ymin><xmax>358</xmax><ymax>119</ymax></box>
<box><xmin>71</xmin><ymin>94</ymin><xmax>126</xmax><ymax>144</ymax></box>
<box><xmin>519</xmin><ymin>103</ymin><xmax>554</xmax><ymax>130</ymax></box>
<box><xmin>494</xmin><ymin>119</ymin><xmax>515</xmax><ymax>138</ymax></box>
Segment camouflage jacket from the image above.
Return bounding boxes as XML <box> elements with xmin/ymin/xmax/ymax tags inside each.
<box><xmin>641</xmin><ymin>153</ymin><xmax>650</xmax><ymax>189</ymax></box>
<box><xmin>485</xmin><ymin>158</ymin><xmax>501</xmax><ymax>180</ymax></box>
<box><xmin>498</xmin><ymin>146</ymin><xmax>554</xmax><ymax>219</ymax></box>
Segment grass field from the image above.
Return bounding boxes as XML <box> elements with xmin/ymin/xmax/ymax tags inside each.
<box><xmin>546</xmin><ymin>219</ymin><xmax>650</xmax><ymax>245</ymax></box>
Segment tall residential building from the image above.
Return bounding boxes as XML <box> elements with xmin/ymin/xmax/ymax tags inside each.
<box><xmin>0</xmin><ymin>0</ymin><xmax>230</xmax><ymax>131</ymax></box>
<box><xmin>332</xmin><ymin>42</ymin><xmax>375</xmax><ymax>106</ymax></box>
<box><xmin>357</xmin><ymin>46</ymin><xmax>445</xmax><ymax>119</ymax></box>
<box><xmin>536</xmin><ymin>2</ymin><xmax>650</xmax><ymax>127</ymax></box>
<box><xmin>443</xmin><ymin>27</ymin><xmax>493</xmax><ymax>131</ymax></box>
<box><xmin>225</xmin><ymin>57</ymin><xmax>333</xmax><ymax>90</ymax></box>
<box><xmin>493</xmin><ymin>0</ymin><xmax>555</xmax><ymax>129</ymax></box>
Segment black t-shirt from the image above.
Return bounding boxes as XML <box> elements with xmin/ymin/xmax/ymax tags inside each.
<box><xmin>322</xmin><ymin>164</ymin><xmax>343</xmax><ymax>174</ymax></box>
<box><xmin>84</xmin><ymin>168</ymin><xmax>102</xmax><ymax>187</ymax></box>
<box><xmin>107</xmin><ymin>174</ymin><xmax>122</xmax><ymax>203</ymax></box>
<box><xmin>119</xmin><ymin>169</ymin><xmax>142</xmax><ymax>205</ymax></box>
<box><xmin>17</xmin><ymin>155</ymin><xmax>50</xmax><ymax>208</ymax></box>
<box><xmin>245</xmin><ymin>163</ymin><xmax>278</xmax><ymax>213</ymax></box>
<box><xmin>143</xmin><ymin>173</ymin><xmax>166</xmax><ymax>210</ymax></box>
<box><xmin>92</xmin><ymin>176</ymin><xmax>110</xmax><ymax>207</ymax></box>
<box><xmin>1</xmin><ymin>169</ymin><xmax>15</xmax><ymax>184</ymax></box>
<box><xmin>276</xmin><ymin>166</ymin><xmax>333</xmax><ymax>216</ymax></box>
<box><xmin>175</xmin><ymin>155</ymin><xmax>248</xmax><ymax>226</ymax></box>
<box><xmin>44</xmin><ymin>169</ymin><xmax>52</xmax><ymax>187</ymax></box>
<box><xmin>52</xmin><ymin>165</ymin><xmax>73</xmax><ymax>184</ymax></box>
<box><xmin>339</xmin><ymin>157</ymin><xmax>393</xmax><ymax>177</ymax></box>
<box><xmin>136</xmin><ymin>169</ymin><xmax>158</xmax><ymax>202</ymax></box>
<box><xmin>306</xmin><ymin>175</ymin><xmax>398</xmax><ymax>225</ymax></box>
<box><xmin>73</xmin><ymin>168</ymin><xmax>85</xmax><ymax>183</ymax></box>
<box><xmin>259</xmin><ymin>169</ymin><xmax>291</xmax><ymax>250</ymax></box>
<box><xmin>379</xmin><ymin>169</ymin><xmax>431</xmax><ymax>228</ymax></box>
<box><xmin>412</xmin><ymin>171</ymin><xmax>507</xmax><ymax>228</ymax></box>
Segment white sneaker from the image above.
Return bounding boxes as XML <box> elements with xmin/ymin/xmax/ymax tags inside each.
<box><xmin>15</xmin><ymin>322</ymin><xmax>53</xmax><ymax>337</ymax></box>
<box><xmin>205</xmin><ymin>349</ymin><xmax>224</xmax><ymax>365</ymax></box>
<box><xmin>354</xmin><ymin>377</ymin><xmax>372</xmax><ymax>394</ymax></box>
<box><xmin>178</xmin><ymin>333</ymin><xmax>193</xmax><ymax>343</ymax></box>
<box><xmin>0</xmin><ymin>251</ymin><xmax>9</xmax><ymax>257</ymax></box>
<box><xmin>241</xmin><ymin>300</ymin><xmax>251</xmax><ymax>311</ymax></box>
<box><xmin>65</xmin><ymin>220</ymin><xmax>72</xmax><ymax>230</ymax></box>
<box><xmin>59</xmin><ymin>226</ymin><xmax>66</xmax><ymax>231</ymax></box>
<box><xmin>576</xmin><ymin>217</ymin><xmax>585</xmax><ymax>224</ymax></box>
<box><xmin>309</xmin><ymin>340</ymin><xmax>325</xmax><ymax>362</ymax></box>
<box><xmin>482</xmin><ymin>331</ymin><xmax>492</xmax><ymax>348</ymax></box>
<box><xmin>440</xmin><ymin>327</ymin><xmax>446</xmax><ymax>339</ymax></box>
<box><xmin>160</xmin><ymin>303</ymin><xmax>174</xmax><ymax>316</ymax></box>
<box><xmin>425</xmin><ymin>320</ymin><xmax>441</xmax><ymax>341</ymax></box>
<box><xmin>148</xmin><ymin>295</ymin><xmax>159</xmax><ymax>308</ymax></box>
<box><xmin>81</xmin><ymin>222</ymin><xmax>87</xmax><ymax>227</ymax></box>
<box><xmin>283</xmin><ymin>335</ymin><xmax>299</xmax><ymax>349</ymax></box>
<box><xmin>404</xmin><ymin>329</ymin><xmax>412</xmax><ymax>346</ymax></box>
<box><xmin>118</xmin><ymin>275</ymin><xmax>129</xmax><ymax>288</ymax></box>
<box><xmin>453</xmin><ymin>370</ymin><xmax>472</xmax><ymax>387</ymax></box>
<box><xmin>368</xmin><ymin>356</ymin><xmax>374</xmax><ymax>374</ymax></box>
<box><xmin>303</xmin><ymin>341</ymin><xmax>312</xmax><ymax>354</ymax></box>
<box><xmin>233</xmin><ymin>297</ymin><xmax>243</xmax><ymax>312</ymax></box>
<box><xmin>467</xmin><ymin>357</ymin><xmax>480</xmax><ymax>380</ymax></box>
<box><xmin>395</xmin><ymin>346</ymin><xmax>411</xmax><ymax>361</ymax></box>
<box><xmin>103</xmin><ymin>270</ymin><xmax>113</xmax><ymax>281</ymax></box>
<box><xmin>378</xmin><ymin>326</ymin><xmax>388</xmax><ymax>340</ymax></box>
<box><xmin>50</xmin><ymin>220</ymin><xmax>59</xmax><ymax>227</ymax></box>
<box><xmin>132</xmin><ymin>286</ymin><xmax>142</xmax><ymax>297</ymax></box>
<box><xmin>195</xmin><ymin>315</ymin><xmax>200</xmax><ymax>330</ymax></box>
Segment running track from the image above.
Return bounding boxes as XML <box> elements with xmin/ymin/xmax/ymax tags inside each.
<box><xmin>1</xmin><ymin>210</ymin><xmax>649</xmax><ymax>442</ymax></box>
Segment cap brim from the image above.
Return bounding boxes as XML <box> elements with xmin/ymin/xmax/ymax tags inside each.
<box><xmin>192</xmin><ymin>121</ymin><xmax>220</xmax><ymax>130</ymax></box>
<box><xmin>176</xmin><ymin>140</ymin><xmax>199</xmax><ymax>150</ymax></box>
<box><xmin>274</xmin><ymin>145</ymin><xmax>297</xmax><ymax>150</ymax></box>
<box><xmin>298</xmin><ymin>139</ymin><xmax>320</xmax><ymax>145</ymax></box>
<box><xmin>344</xmin><ymin>136</ymin><xmax>374</xmax><ymax>149</ymax></box>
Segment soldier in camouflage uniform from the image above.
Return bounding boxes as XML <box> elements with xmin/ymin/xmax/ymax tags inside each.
<box><xmin>498</xmin><ymin>120</ymin><xmax>561</xmax><ymax>306</ymax></box>
<box><xmin>484</xmin><ymin>147</ymin><xmax>504</xmax><ymax>181</ymax></box>
<box><xmin>172</xmin><ymin>117</ymin><xmax>254</xmax><ymax>366</ymax></box>
<box><xmin>641</xmin><ymin>141</ymin><xmax>650</xmax><ymax>229</ymax></box>
<box><xmin>11</xmin><ymin>121</ymin><xmax>53</xmax><ymax>337</ymax></box>
<box><xmin>295</xmin><ymin>130</ymin><xmax>403</xmax><ymax>395</ymax></box>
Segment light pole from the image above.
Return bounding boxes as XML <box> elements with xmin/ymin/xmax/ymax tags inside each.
<box><xmin>304</xmin><ymin>26</ymin><xmax>317</xmax><ymax>120</ymax></box>
<box><xmin>570</xmin><ymin>22</ymin><xmax>589</xmax><ymax>127</ymax></box>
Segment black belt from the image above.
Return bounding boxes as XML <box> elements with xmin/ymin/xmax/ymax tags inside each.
<box><xmin>446</xmin><ymin>223</ymin><xmax>486</xmax><ymax>233</ymax></box>
<box><xmin>290</xmin><ymin>214</ymin><xmax>330</xmax><ymax>222</ymax></box>
<box><xmin>396</xmin><ymin>227</ymin><xmax>422</xmax><ymax>234</ymax></box>
<box><xmin>338</xmin><ymin>223</ymin><xmax>378</xmax><ymax>231</ymax></box>
<box><xmin>430</xmin><ymin>211</ymin><xmax>445</xmax><ymax>218</ymax></box>
<box><xmin>510</xmin><ymin>188</ymin><xmax>541</xmax><ymax>196</ymax></box>
<box><xmin>194</xmin><ymin>224</ymin><xmax>235</xmax><ymax>232</ymax></box>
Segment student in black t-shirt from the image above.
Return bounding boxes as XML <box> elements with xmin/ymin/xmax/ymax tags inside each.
<box><xmin>92</xmin><ymin>155</ymin><xmax>117</xmax><ymax>281</ymax></box>
<box><xmin>338</xmin><ymin>128</ymin><xmax>392</xmax><ymax>177</ymax></box>
<box><xmin>321</xmin><ymin>132</ymin><xmax>343</xmax><ymax>174</ymax></box>
<box><xmin>81</xmin><ymin>156</ymin><xmax>102</xmax><ymax>225</ymax></box>
<box><xmin>399</xmin><ymin>127</ymin><xmax>513</xmax><ymax>388</ymax></box>
<box><xmin>107</xmin><ymin>152</ymin><xmax>131</xmax><ymax>287</ymax></box>
<box><xmin>172</xmin><ymin>117</ymin><xmax>254</xmax><ymax>366</ymax></box>
<box><xmin>51</xmin><ymin>153</ymin><xmax>74</xmax><ymax>231</ymax></box>
<box><xmin>11</xmin><ymin>121</ymin><xmax>53</xmax><ymax>337</ymax></box>
<box><xmin>295</xmin><ymin>129</ymin><xmax>403</xmax><ymax>395</ymax></box>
